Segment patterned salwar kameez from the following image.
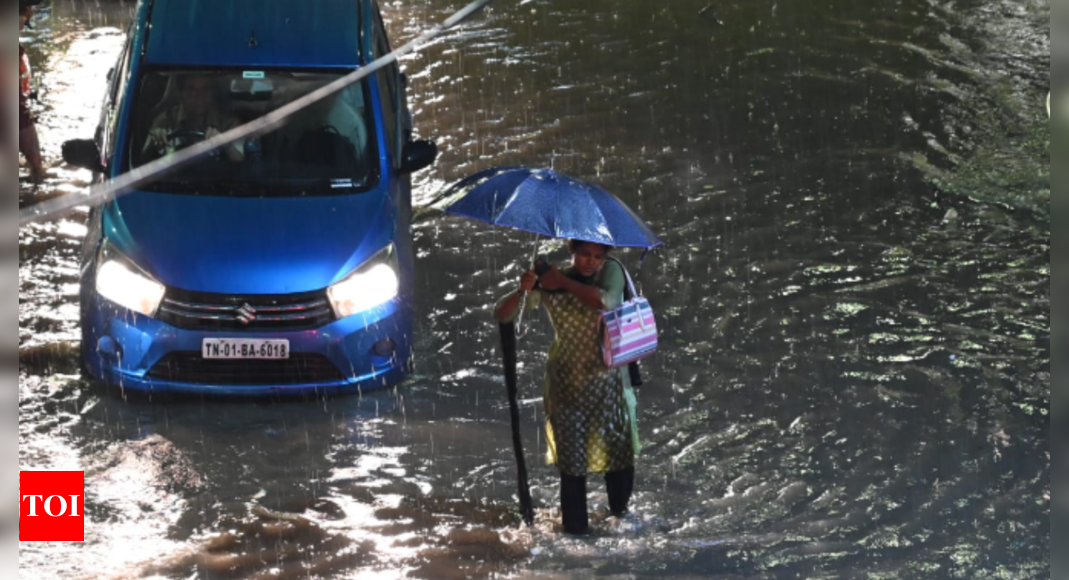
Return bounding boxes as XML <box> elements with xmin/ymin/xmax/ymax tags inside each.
<box><xmin>497</xmin><ymin>260</ymin><xmax>641</xmax><ymax>533</ymax></box>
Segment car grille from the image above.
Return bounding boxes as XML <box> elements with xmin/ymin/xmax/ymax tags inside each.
<box><xmin>158</xmin><ymin>289</ymin><xmax>335</xmax><ymax>331</ymax></box>
<box><xmin>146</xmin><ymin>352</ymin><xmax>345</xmax><ymax>386</ymax></box>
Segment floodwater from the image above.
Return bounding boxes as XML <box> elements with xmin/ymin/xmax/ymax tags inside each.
<box><xmin>18</xmin><ymin>0</ymin><xmax>1049</xmax><ymax>579</ymax></box>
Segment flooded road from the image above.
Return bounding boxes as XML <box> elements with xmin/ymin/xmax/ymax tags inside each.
<box><xmin>19</xmin><ymin>0</ymin><xmax>1049</xmax><ymax>578</ymax></box>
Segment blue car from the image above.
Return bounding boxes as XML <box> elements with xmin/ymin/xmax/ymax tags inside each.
<box><xmin>61</xmin><ymin>0</ymin><xmax>438</xmax><ymax>396</ymax></box>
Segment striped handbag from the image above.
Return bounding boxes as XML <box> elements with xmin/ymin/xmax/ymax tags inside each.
<box><xmin>600</xmin><ymin>259</ymin><xmax>658</xmax><ymax>369</ymax></box>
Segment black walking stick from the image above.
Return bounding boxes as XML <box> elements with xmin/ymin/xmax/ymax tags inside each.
<box><xmin>499</xmin><ymin>321</ymin><xmax>535</xmax><ymax>526</ymax></box>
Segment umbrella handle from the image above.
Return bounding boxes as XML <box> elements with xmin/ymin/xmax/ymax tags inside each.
<box><xmin>514</xmin><ymin>291</ymin><xmax>529</xmax><ymax>337</ymax></box>
<box><xmin>517</xmin><ymin>235</ymin><xmax>541</xmax><ymax>337</ymax></box>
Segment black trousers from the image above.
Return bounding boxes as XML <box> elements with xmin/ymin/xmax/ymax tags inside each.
<box><xmin>560</xmin><ymin>466</ymin><xmax>635</xmax><ymax>535</ymax></box>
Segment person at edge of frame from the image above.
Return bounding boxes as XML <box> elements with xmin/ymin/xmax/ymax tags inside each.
<box><xmin>18</xmin><ymin>0</ymin><xmax>45</xmax><ymax>184</ymax></box>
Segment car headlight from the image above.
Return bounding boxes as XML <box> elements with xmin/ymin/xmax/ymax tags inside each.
<box><xmin>95</xmin><ymin>243</ymin><xmax>166</xmax><ymax>317</ymax></box>
<box><xmin>328</xmin><ymin>244</ymin><xmax>400</xmax><ymax>318</ymax></box>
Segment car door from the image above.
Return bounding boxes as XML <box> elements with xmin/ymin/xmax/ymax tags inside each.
<box><xmin>98</xmin><ymin>26</ymin><xmax>134</xmax><ymax>174</ymax></box>
<box><xmin>371</xmin><ymin>5</ymin><xmax>416</xmax><ymax>289</ymax></box>
<box><xmin>83</xmin><ymin>27</ymin><xmax>134</xmax><ymax>280</ymax></box>
<box><xmin>372</xmin><ymin>5</ymin><xmax>404</xmax><ymax>170</ymax></box>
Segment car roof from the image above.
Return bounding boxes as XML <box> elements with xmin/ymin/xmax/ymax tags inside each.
<box><xmin>143</xmin><ymin>0</ymin><xmax>370</xmax><ymax>68</ymax></box>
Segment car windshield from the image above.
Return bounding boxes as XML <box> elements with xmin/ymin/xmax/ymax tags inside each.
<box><xmin>127</xmin><ymin>69</ymin><xmax>377</xmax><ymax>194</ymax></box>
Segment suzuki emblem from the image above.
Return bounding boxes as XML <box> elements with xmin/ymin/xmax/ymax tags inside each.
<box><xmin>235</xmin><ymin>304</ymin><xmax>257</xmax><ymax>325</ymax></box>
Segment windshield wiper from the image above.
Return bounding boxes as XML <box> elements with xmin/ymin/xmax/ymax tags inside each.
<box><xmin>140</xmin><ymin>178</ymin><xmax>370</xmax><ymax>197</ymax></box>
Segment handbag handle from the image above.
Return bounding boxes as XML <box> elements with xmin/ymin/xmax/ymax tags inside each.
<box><xmin>606</xmin><ymin>257</ymin><xmax>646</xmax><ymax>330</ymax></box>
<box><xmin>606</xmin><ymin>256</ymin><xmax>641</xmax><ymax>300</ymax></box>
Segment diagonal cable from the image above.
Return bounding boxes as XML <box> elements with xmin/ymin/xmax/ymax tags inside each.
<box><xmin>19</xmin><ymin>0</ymin><xmax>498</xmax><ymax>227</ymax></box>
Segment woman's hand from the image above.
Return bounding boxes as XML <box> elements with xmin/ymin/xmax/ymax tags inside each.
<box><xmin>537</xmin><ymin>266</ymin><xmax>565</xmax><ymax>291</ymax></box>
<box><xmin>519</xmin><ymin>270</ymin><xmax>538</xmax><ymax>292</ymax></box>
<box><xmin>495</xmin><ymin>270</ymin><xmax>539</xmax><ymax>321</ymax></box>
<box><xmin>539</xmin><ymin>265</ymin><xmax>606</xmax><ymax>310</ymax></box>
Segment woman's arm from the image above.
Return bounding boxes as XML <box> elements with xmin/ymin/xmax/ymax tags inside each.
<box><xmin>597</xmin><ymin>260</ymin><xmax>627</xmax><ymax>310</ymax></box>
<box><xmin>494</xmin><ymin>289</ymin><xmax>526</xmax><ymax>321</ymax></box>
<box><xmin>555</xmin><ymin>275</ymin><xmax>606</xmax><ymax>311</ymax></box>
<box><xmin>493</xmin><ymin>270</ymin><xmax>539</xmax><ymax>321</ymax></box>
<box><xmin>538</xmin><ymin>266</ymin><xmax>617</xmax><ymax>311</ymax></box>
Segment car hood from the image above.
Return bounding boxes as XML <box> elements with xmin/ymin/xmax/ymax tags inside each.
<box><xmin>103</xmin><ymin>191</ymin><xmax>396</xmax><ymax>295</ymax></box>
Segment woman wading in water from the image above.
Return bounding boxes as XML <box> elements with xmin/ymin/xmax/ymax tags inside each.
<box><xmin>495</xmin><ymin>240</ymin><xmax>641</xmax><ymax>535</ymax></box>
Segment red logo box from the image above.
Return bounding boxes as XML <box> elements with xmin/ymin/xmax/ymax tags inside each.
<box><xmin>20</xmin><ymin>471</ymin><xmax>85</xmax><ymax>542</ymax></box>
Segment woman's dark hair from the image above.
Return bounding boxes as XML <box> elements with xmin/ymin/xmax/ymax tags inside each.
<box><xmin>567</xmin><ymin>239</ymin><xmax>614</xmax><ymax>254</ymax></box>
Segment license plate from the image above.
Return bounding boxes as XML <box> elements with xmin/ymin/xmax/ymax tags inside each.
<box><xmin>202</xmin><ymin>339</ymin><xmax>290</xmax><ymax>360</ymax></box>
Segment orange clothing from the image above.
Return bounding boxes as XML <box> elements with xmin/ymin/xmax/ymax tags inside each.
<box><xmin>20</xmin><ymin>46</ymin><xmax>31</xmax><ymax>98</ymax></box>
<box><xmin>19</xmin><ymin>45</ymin><xmax>33</xmax><ymax>130</ymax></box>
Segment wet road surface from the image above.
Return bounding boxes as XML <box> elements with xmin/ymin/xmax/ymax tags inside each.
<box><xmin>19</xmin><ymin>0</ymin><xmax>1049</xmax><ymax>578</ymax></box>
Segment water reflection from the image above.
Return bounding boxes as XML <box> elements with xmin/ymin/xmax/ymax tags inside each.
<box><xmin>19</xmin><ymin>0</ymin><xmax>1047</xmax><ymax>578</ymax></box>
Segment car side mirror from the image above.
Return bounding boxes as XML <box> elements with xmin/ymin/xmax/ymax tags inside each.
<box><xmin>400</xmin><ymin>140</ymin><xmax>437</xmax><ymax>174</ymax></box>
<box><xmin>62</xmin><ymin>139</ymin><xmax>105</xmax><ymax>174</ymax></box>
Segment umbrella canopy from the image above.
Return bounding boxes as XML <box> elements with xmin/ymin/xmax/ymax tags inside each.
<box><xmin>440</xmin><ymin>167</ymin><xmax>662</xmax><ymax>249</ymax></box>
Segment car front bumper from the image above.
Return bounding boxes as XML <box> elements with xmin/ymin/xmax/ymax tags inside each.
<box><xmin>82</xmin><ymin>295</ymin><xmax>413</xmax><ymax>396</ymax></box>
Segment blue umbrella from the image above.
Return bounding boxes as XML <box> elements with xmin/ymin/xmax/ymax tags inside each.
<box><xmin>440</xmin><ymin>167</ymin><xmax>662</xmax><ymax>249</ymax></box>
